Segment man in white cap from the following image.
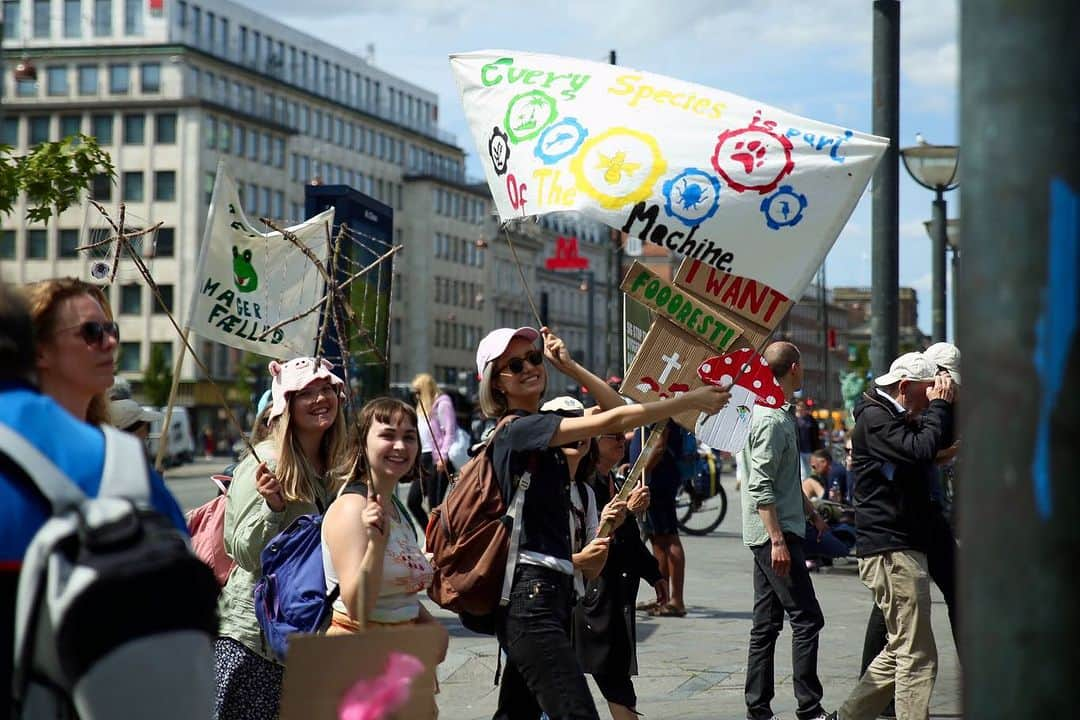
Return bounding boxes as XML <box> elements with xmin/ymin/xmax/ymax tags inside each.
<box><xmin>834</xmin><ymin>353</ymin><xmax>955</xmax><ymax>720</ymax></box>
<box><xmin>110</xmin><ymin>397</ymin><xmax>163</xmax><ymax>445</ymax></box>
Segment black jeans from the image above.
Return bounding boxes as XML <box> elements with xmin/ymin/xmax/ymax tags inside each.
<box><xmin>494</xmin><ymin>565</ymin><xmax>599</xmax><ymax>720</ymax></box>
<box><xmin>746</xmin><ymin>534</ymin><xmax>826</xmax><ymax>720</ymax></box>
<box><xmin>860</xmin><ymin>507</ymin><xmax>959</xmax><ymax>678</ymax></box>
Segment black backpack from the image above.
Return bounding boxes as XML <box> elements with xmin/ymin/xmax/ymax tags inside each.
<box><xmin>1</xmin><ymin>423</ymin><xmax>219</xmax><ymax>720</ymax></box>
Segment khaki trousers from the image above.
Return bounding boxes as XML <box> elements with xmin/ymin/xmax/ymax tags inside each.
<box><xmin>840</xmin><ymin>550</ymin><xmax>937</xmax><ymax>720</ymax></box>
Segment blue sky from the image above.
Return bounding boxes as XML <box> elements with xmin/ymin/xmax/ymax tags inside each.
<box><xmin>246</xmin><ymin>0</ymin><xmax>960</xmax><ymax>339</ymax></box>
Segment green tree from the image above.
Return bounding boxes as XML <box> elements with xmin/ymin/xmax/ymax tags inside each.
<box><xmin>0</xmin><ymin>134</ymin><xmax>114</xmax><ymax>223</ymax></box>
<box><xmin>142</xmin><ymin>343</ymin><xmax>173</xmax><ymax>407</ymax></box>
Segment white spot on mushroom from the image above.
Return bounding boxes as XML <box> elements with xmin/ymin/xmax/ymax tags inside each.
<box><xmin>724</xmin><ymin>357</ymin><xmax>733</xmax><ymax>365</ymax></box>
<box><xmin>721</xmin><ymin>374</ymin><xmax>732</xmax><ymax>386</ymax></box>
<box><xmin>701</xmin><ymin>363</ymin><xmax>711</xmax><ymax>373</ymax></box>
<box><xmin>753</xmin><ymin>380</ymin><xmax>762</xmax><ymax>388</ymax></box>
<box><xmin>760</xmin><ymin>357</ymin><xmax>767</xmax><ymax>366</ymax></box>
<box><xmin>742</xmin><ymin>364</ymin><xmax>752</xmax><ymax>373</ymax></box>
<box><xmin>766</xmin><ymin>395</ymin><xmax>776</xmax><ymax>405</ymax></box>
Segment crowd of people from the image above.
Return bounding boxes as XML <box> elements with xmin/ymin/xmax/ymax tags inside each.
<box><xmin>0</xmin><ymin>275</ymin><xmax>961</xmax><ymax>720</ymax></box>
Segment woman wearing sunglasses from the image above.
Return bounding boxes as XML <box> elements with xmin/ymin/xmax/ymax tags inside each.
<box><xmin>26</xmin><ymin>278</ymin><xmax>120</xmax><ymax>425</ymax></box>
<box><xmin>476</xmin><ymin>326</ymin><xmax>732</xmax><ymax>720</ymax></box>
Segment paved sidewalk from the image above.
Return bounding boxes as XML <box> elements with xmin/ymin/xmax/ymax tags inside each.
<box><xmin>429</xmin><ymin>478</ymin><xmax>962</xmax><ymax>719</ymax></box>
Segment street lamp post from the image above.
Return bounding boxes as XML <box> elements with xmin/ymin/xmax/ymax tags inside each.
<box><xmin>901</xmin><ymin>143</ymin><xmax>959</xmax><ymax>342</ymax></box>
<box><xmin>923</xmin><ymin>218</ymin><xmax>960</xmax><ymax>339</ymax></box>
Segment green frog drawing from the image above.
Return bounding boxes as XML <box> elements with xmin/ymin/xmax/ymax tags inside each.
<box><xmin>232</xmin><ymin>245</ymin><xmax>258</xmax><ymax>293</ymax></box>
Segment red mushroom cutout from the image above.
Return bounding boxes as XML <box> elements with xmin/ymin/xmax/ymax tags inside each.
<box><xmin>697</xmin><ymin>348</ymin><xmax>784</xmax><ymax>408</ymax></box>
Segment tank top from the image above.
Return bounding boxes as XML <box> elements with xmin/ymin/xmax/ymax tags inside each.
<box><xmin>321</xmin><ymin>483</ymin><xmax>434</xmax><ymax>624</ymax></box>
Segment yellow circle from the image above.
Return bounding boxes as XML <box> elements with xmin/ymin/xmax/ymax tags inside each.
<box><xmin>570</xmin><ymin>127</ymin><xmax>667</xmax><ymax>210</ymax></box>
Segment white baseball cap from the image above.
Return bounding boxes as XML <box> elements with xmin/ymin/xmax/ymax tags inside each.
<box><xmin>924</xmin><ymin>342</ymin><xmax>961</xmax><ymax>385</ymax></box>
<box><xmin>475</xmin><ymin>327</ymin><xmax>540</xmax><ymax>377</ymax></box>
<box><xmin>110</xmin><ymin>399</ymin><xmax>162</xmax><ymax>431</ymax></box>
<box><xmin>874</xmin><ymin>352</ymin><xmax>939</xmax><ymax>386</ymax></box>
<box><xmin>540</xmin><ymin>395</ymin><xmax>585</xmax><ymax>418</ymax></box>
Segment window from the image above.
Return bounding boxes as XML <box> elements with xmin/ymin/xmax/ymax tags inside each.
<box><xmin>154</xmin><ymin>227</ymin><xmax>174</xmax><ymax>257</ymax></box>
<box><xmin>151</xmin><ymin>342</ymin><xmax>173</xmax><ymax>371</ymax></box>
<box><xmin>94</xmin><ymin>0</ymin><xmax>112</xmax><ymax>36</ymax></box>
<box><xmin>91</xmin><ymin>114</ymin><xmax>113</xmax><ymax>144</ymax></box>
<box><xmin>1</xmin><ymin>118</ymin><xmax>16</xmax><ymax>145</ymax></box>
<box><xmin>118</xmin><ymin>342</ymin><xmax>140</xmax><ymax>372</ymax></box>
<box><xmin>29</xmin><ymin>116</ymin><xmax>50</xmax><ymax>145</ymax></box>
<box><xmin>123</xmin><ymin>0</ymin><xmax>142</xmax><ymax>34</ymax></box>
<box><xmin>205</xmin><ymin>116</ymin><xmax>217</xmax><ymax>149</ymax></box>
<box><xmin>3</xmin><ymin>1</ymin><xmax>21</xmax><ymax>40</ymax></box>
<box><xmin>233</xmin><ymin>125</ymin><xmax>244</xmax><ymax>156</ymax></box>
<box><xmin>154</xmin><ymin>285</ymin><xmax>174</xmax><ymax>314</ymax></box>
<box><xmin>16</xmin><ymin>79</ymin><xmax>36</xmax><ymax>98</ymax></box>
<box><xmin>0</xmin><ymin>230</ymin><xmax>15</xmax><ymax>259</ymax></box>
<box><xmin>109</xmin><ymin>64</ymin><xmax>130</xmax><ymax>93</ymax></box>
<box><xmin>33</xmin><ymin>0</ymin><xmax>50</xmax><ymax>37</ymax></box>
<box><xmin>122</xmin><ymin>171</ymin><xmax>144</xmax><ymax>202</ymax></box>
<box><xmin>119</xmin><ymin>284</ymin><xmax>141</xmax><ymax>314</ymax></box>
<box><xmin>155</xmin><ymin>113</ymin><xmax>176</xmax><ymax>143</ymax></box>
<box><xmin>123</xmin><ymin>114</ymin><xmax>145</xmax><ymax>144</ymax></box>
<box><xmin>154</xmin><ymin>171</ymin><xmax>176</xmax><ymax>201</ymax></box>
<box><xmin>44</xmin><ymin>66</ymin><xmax>68</xmax><ymax>96</ymax></box>
<box><xmin>245</xmin><ymin>131</ymin><xmax>256</xmax><ymax>161</ymax></box>
<box><xmin>92</xmin><ymin>173</ymin><xmax>112</xmax><ymax>200</ymax></box>
<box><xmin>64</xmin><ymin>0</ymin><xmax>82</xmax><ymax>37</ymax></box>
<box><xmin>27</xmin><ymin>230</ymin><xmax>48</xmax><ymax>259</ymax></box>
<box><xmin>78</xmin><ymin>65</ymin><xmax>98</xmax><ymax>95</ymax></box>
<box><xmin>58</xmin><ymin>229</ymin><xmax>81</xmax><ymax>258</ymax></box>
<box><xmin>59</xmin><ymin>115</ymin><xmax>81</xmax><ymax>139</ymax></box>
<box><xmin>218</xmin><ymin>120</ymin><xmax>230</xmax><ymax>151</ymax></box>
<box><xmin>140</xmin><ymin>63</ymin><xmax>160</xmax><ymax>93</ymax></box>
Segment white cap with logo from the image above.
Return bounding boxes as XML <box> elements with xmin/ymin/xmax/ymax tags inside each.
<box><xmin>873</xmin><ymin>352</ymin><xmax>939</xmax><ymax>386</ymax></box>
<box><xmin>924</xmin><ymin>342</ymin><xmax>961</xmax><ymax>385</ymax></box>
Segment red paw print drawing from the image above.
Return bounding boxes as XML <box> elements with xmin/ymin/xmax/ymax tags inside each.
<box><xmin>712</xmin><ymin>111</ymin><xmax>795</xmax><ymax>195</ymax></box>
<box><xmin>731</xmin><ymin>140</ymin><xmax>768</xmax><ymax>174</ymax></box>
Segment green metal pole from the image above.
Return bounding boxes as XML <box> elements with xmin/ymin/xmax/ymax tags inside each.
<box><xmin>931</xmin><ymin>192</ymin><xmax>947</xmax><ymax>342</ymax></box>
<box><xmin>960</xmin><ymin>1</ymin><xmax>1080</xmax><ymax>716</ymax></box>
<box><xmin>870</xmin><ymin>0</ymin><xmax>900</xmax><ymax>376</ymax></box>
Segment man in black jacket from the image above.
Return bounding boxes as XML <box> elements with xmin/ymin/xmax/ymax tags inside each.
<box><xmin>836</xmin><ymin>353</ymin><xmax>955</xmax><ymax>720</ymax></box>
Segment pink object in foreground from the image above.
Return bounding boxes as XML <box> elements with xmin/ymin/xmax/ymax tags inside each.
<box><xmin>338</xmin><ymin>652</ymin><xmax>425</xmax><ymax>720</ymax></box>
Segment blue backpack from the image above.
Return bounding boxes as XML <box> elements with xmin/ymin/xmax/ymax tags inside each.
<box><xmin>253</xmin><ymin>505</ymin><xmax>338</xmax><ymax>661</ymax></box>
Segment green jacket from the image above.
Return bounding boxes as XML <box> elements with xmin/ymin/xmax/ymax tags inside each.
<box><xmin>739</xmin><ymin>403</ymin><xmax>807</xmax><ymax>548</ymax></box>
<box><xmin>218</xmin><ymin>441</ymin><xmax>334</xmax><ymax>662</ymax></box>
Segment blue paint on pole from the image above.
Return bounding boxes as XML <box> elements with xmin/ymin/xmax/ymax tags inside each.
<box><xmin>1032</xmin><ymin>178</ymin><xmax>1079</xmax><ymax>518</ymax></box>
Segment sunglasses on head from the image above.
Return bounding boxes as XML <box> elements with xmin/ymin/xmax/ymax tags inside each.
<box><xmin>59</xmin><ymin>320</ymin><xmax>120</xmax><ymax>347</ymax></box>
<box><xmin>500</xmin><ymin>349</ymin><xmax>543</xmax><ymax>375</ymax></box>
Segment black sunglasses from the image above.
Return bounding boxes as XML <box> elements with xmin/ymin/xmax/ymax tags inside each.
<box><xmin>57</xmin><ymin>320</ymin><xmax>120</xmax><ymax>347</ymax></box>
<box><xmin>500</xmin><ymin>349</ymin><xmax>544</xmax><ymax>375</ymax></box>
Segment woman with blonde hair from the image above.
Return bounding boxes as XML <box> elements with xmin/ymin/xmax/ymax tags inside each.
<box><xmin>406</xmin><ymin>372</ymin><xmax>459</xmax><ymax>528</ymax></box>
<box><xmin>25</xmin><ymin>277</ymin><xmax>117</xmax><ymax>425</ymax></box>
<box><xmin>215</xmin><ymin>357</ymin><xmax>351</xmax><ymax>720</ymax></box>
<box><xmin>476</xmin><ymin>325</ymin><xmax>731</xmax><ymax>719</ymax></box>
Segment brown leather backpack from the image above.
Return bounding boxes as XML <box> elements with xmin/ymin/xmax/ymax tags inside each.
<box><xmin>425</xmin><ymin>415</ymin><xmax>536</xmax><ymax>633</ymax></box>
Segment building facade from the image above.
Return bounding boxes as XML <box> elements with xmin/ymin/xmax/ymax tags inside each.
<box><xmin>0</xmin><ymin>0</ymin><xmax>619</xmax><ymax>423</ymax></box>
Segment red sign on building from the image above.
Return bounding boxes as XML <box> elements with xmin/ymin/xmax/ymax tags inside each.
<box><xmin>544</xmin><ymin>236</ymin><xmax>589</xmax><ymax>271</ymax></box>
<box><xmin>148</xmin><ymin>0</ymin><xmax>164</xmax><ymax>16</ymax></box>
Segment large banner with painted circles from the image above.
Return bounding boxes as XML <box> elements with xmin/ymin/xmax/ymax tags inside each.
<box><xmin>451</xmin><ymin>50</ymin><xmax>888</xmax><ymax>304</ymax></box>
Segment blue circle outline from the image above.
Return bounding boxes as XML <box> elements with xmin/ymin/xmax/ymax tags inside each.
<box><xmin>662</xmin><ymin>168</ymin><xmax>722</xmax><ymax>227</ymax></box>
<box><xmin>759</xmin><ymin>184</ymin><xmax>808</xmax><ymax>230</ymax></box>
<box><xmin>534</xmin><ymin>117</ymin><xmax>588</xmax><ymax>165</ymax></box>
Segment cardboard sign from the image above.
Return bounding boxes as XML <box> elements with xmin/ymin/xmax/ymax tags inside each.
<box><xmin>620</xmin><ymin>261</ymin><xmax>743</xmax><ymax>352</ymax></box>
<box><xmin>674</xmin><ymin>257</ymin><xmax>794</xmax><ymax>332</ymax></box>
<box><xmin>624</xmin><ymin>295</ymin><xmax>652</xmax><ymax>371</ymax></box>
<box><xmin>280</xmin><ymin>624</ymin><xmax>443</xmax><ymax>720</ymax></box>
<box><xmin>621</xmin><ymin>317</ymin><xmax>749</xmax><ymax>432</ymax></box>
<box><xmin>452</xmin><ymin>50</ymin><xmax>887</xmax><ymax>299</ymax></box>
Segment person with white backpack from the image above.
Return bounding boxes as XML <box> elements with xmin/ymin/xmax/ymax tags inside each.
<box><xmin>216</xmin><ymin>357</ymin><xmax>351</xmax><ymax>720</ymax></box>
<box><xmin>0</xmin><ymin>282</ymin><xmax>209</xmax><ymax>720</ymax></box>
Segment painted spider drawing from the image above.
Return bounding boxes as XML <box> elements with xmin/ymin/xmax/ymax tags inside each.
<box><xmin>673</xmin><ymin>178</ymin><xmax>711</xmax><ymax>211</ymax></box>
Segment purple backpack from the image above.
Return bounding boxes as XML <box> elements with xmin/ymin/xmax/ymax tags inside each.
<box><xmin>253</xmin><ymin>511</ymin><xmax>339</xmax><ymax>661</ymax></box>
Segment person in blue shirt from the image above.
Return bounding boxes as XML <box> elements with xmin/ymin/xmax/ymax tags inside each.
<box><xmin>808</xmin><ymin>449</ymin><xmax>850</xmax><ymax>505</ymax></box>
<box><xmin>0</xmin><ymin>281</ymin><xmax>187</xmax><ymax>719</ymax></box>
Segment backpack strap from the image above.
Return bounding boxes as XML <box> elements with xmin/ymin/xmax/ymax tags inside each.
<box><xmin>0</xmin><ymin>422</ymin><xmax>85</xmax><ymax>510</ymax></box>
<box><xmin>499</xmin><ymin>468</ymin><xmax>531</xmax><ymax>607</ymax></box>
<box><xmin>97</xmin><ymin>426</ymin><xmax>153</xmax><ymax>503</ymax></box>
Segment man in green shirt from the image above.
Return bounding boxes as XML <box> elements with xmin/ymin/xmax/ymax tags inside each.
<box><xmin>740</xmin><ymin>341</ymin><xmax>831</xmax><ymax>720</ymax></box>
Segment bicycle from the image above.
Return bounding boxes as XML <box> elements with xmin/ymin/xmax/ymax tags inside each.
<box><xmin>675</xmin><ymin>450</ymin><xmax>728</xmax><ymax>535</ymax></box>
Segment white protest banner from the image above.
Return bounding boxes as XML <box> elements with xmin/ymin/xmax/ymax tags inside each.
<box><xmin>451</xmin><ymin>50</ymin><xmax>887</xmax><ymax>303</ymax></box>
<box><xmin>187</xmin><ymin>167</ymin><xmax>334</xmax><ymax>358</ymax></box>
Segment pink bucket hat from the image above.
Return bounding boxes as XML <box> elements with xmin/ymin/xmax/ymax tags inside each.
<box><xmin>476</xmin><ymin>327</ymin><xmax>540</xmax><ymax>376</ymax></box>
<box><xmin>267</xmin><ymin>357</ymin><xmax>345</xmax><ymax>423</ymax></box>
